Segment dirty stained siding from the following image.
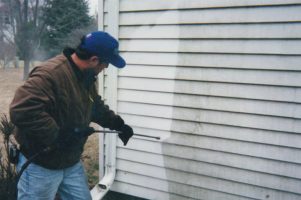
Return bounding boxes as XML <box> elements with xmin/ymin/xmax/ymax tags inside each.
<box><xmin>103</xmin><ymin>1</ymin><xmax>301</xmax><ymax>199</ymax></box>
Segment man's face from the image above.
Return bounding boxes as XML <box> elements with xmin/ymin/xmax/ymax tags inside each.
<box><xmin>95</xmin><ymin>62</ymin><xmax>109</xmax><ymax>74</ymax></box>
<box><xmin>88</xmin><ymin>56</ymin><xmax>109</xmax><ymax>74</ymax></box>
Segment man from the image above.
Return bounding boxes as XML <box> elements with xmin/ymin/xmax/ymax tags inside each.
<box><xmin>9</xmin><ymin>31</ymin><xmax>133</xmax><ymax>200</ymax></box>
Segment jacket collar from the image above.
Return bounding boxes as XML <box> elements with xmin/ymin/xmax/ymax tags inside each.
<box><xmin>63</xmin><ymin>48</ymin><xmax>97</xmax><ymax>89</ymax></box>
<box><xmin>63</xmin><ymin>48</ymin><xmax>84</xmax><ymax>80</ymax></box>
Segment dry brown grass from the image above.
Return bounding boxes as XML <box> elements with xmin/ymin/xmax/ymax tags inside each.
<box><xmin>0</xmin><ymin>67</ymin><xmax>99</xmax><ymax>187</ymax></box>
<box><xmin>0</xmin><ymin>68</ymin><xmax>23</xmax><ymax>116</ymax></box>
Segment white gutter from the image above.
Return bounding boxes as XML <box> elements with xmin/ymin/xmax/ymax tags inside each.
<box><xmin>91</xmin><ymin>0</ymin><xmax>120</xmax><ymax>199</ymax></box>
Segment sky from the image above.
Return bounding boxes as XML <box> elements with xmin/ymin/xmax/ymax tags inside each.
<box><xmin>88</xmin><ymin>0</ymin><xmax>98</xmax><ymax>16</ymax></box>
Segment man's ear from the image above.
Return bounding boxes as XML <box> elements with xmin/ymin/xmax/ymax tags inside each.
<box><xmin>89</xmin><ymin>56</ymin><xmax>99</xmax><ymax>63</ymax></box>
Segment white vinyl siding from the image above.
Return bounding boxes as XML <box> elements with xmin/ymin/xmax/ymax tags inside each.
<box><xmin>103</xmin><ymin>1</ymin><xmax>301</xmax><ymax>199</ymax></box>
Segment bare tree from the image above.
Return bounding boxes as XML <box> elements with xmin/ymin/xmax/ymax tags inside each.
<box><xmin>0</xmin><ymin>3</ymin><xmax>14</xmax><ymax>69</ymax></box>
<box><xmin>0</xmin><ymin>40</ymin><xmax>15</xmax><ymax>68</ymax></box>
<box><xmin>2</xmin><ymin>0</ymin><xmax>50</xmax><ymax>79</ymax></box>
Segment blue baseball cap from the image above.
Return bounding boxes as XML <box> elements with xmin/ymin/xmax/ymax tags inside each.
<box><xmin>80</xmin><ymin>31</ymin><xmax>126</xmax><ymax>68</ymax></box>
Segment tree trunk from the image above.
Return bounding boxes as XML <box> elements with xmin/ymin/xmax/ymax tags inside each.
<box><xmin>14</xmin><ymin>56</ymin><xmax>19</xmax><ymax>68</ymax></box>
<box><xmin>23</xmin><ymin>58</ymin><xmax>30</xmax><ymax>80</ymax></box>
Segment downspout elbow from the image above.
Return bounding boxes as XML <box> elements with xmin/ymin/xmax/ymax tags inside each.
<box><xmin>91</xmin><ymin>134</ymin><xmax>117</xmax><ymax>200</ymax></box>
<box><xmin>90</xmin><ymin>163</ymin><xmax>116</xmax><ymax>200</ymax></box>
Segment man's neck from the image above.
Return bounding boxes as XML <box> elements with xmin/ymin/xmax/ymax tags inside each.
<box><xmin>71</xmin><ymin>53</ymin><xmax>87</xmax><ymax>71</ymax></box>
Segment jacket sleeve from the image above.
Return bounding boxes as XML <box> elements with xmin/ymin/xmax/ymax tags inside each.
<box><xmin>91</xmin><ymin>94</ymin><xmax>125</xmax><ymax>130</ymax></box>
<box><xmin>9</xmin><ymin>67</ymin><xmax>59</xmax><ymax>146</ymax></box>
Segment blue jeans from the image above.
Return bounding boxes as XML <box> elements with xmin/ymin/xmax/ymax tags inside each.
<box><xmin>17</xmin><ymin>153</ymin><xmax>92</xmax><ymax>200</ymax></box>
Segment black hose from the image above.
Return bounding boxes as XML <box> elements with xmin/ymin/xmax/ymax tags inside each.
<box><xmin>15</xmin><ymin>147</ymin><xmax>51</xmax><ymax>198</ymax></box>
<box><xmin>14</xmin><ymin>128</ymin><xmax>160</xmax><ymax>198</ymax></box>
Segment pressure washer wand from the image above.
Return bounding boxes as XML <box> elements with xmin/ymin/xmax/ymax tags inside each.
<box><xmin>93</xmin><ymin>129</ymin><xmax>161</xmax><ymax>140</ymax></box>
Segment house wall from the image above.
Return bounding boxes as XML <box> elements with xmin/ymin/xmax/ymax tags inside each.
<box><xmin>103</xmin><ymin>1</ymin><xmax>301</xmax><ymax>199</ymax></box>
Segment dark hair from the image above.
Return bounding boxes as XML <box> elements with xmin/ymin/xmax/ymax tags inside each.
<box><xmin>75</xmin><ymin>36</ymin><xmax>95</xmax><ymax>60</ymax></box>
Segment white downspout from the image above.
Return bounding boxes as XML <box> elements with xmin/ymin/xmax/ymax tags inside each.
<box><xmin>97</xmin><ymin>0</ymin><xmax>105</xmax><ymax>182</ymax></box>
<box><xmin>91</xmin><ymin>0</ymin><xmax>120</xmax><ymax>199</ymax></box>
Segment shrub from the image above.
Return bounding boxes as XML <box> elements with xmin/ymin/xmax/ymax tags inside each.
<box><xmin>0</xmin><ymin>115</ymin><xmax>17</xmax><ymax>200</ymax></box>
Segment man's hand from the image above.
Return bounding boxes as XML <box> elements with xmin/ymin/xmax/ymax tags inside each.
<box><xmin>118</xmin><ymin>124</ymin><xmax>133</xmax><ymax>146</ymax></box>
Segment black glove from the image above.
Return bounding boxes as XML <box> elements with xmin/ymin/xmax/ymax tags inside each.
<box><xmin>118</xmin><ymin>124</ymin><xmax>133</xmax><ymax>146</ymax></box>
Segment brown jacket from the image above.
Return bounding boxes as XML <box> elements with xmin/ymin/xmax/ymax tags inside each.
<box><xmin>9</xmin><ymin>48</ymin><xmax>124</xmax><ymax>169</ymax></box>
